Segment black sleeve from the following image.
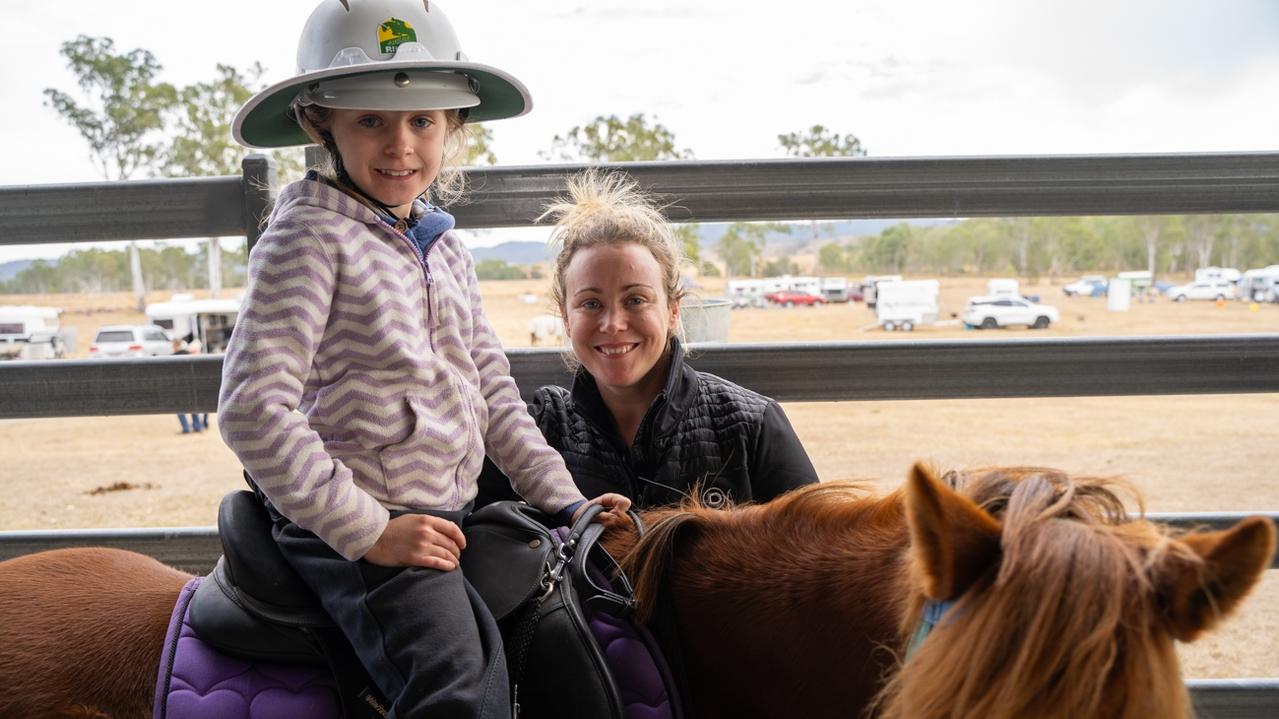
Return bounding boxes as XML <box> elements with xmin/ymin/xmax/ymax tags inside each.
<box><xmin>748</xmin><ymin>401</ymin><xmax>820</xmax><ymax>502</ymax></box>
<box><xmin>475</xmin><ymin>393</ymin><xmax>549</xmax><ymax>508</ymax></box>
<box><xmin>475</xmin><ymin>456</ymin><xmax>523</xmax><ymax>508</ymax></box>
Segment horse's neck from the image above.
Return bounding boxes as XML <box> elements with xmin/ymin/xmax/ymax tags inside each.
<box><xmin>669</xmin><ymin>494</ymin><xmax>912</xmax><ymax>718</ymax></box>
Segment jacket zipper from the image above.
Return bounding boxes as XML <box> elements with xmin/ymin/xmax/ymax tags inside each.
<box><xmin>396</xmin><ymin>219</ymin><xmax>473</xmax><ymax>508</ymax></box>
<box><xmin>586</xmin><ymin>392</ymin><xmax>666</xmax><ymax>503</ymax></box>
<box><xmin>391</xmin><ymin>218</ymin><xmax>436</xmax><ymax>351</ymax></box>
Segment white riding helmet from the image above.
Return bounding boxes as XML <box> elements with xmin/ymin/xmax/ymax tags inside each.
<box><xmin>234</xmin><ymin>0</ymin><xmax>531</xmax><ymax>148</ymax></box>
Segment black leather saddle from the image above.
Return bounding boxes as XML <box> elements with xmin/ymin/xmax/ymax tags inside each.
<box><xmin>187</xmin><ymin>490</ymin><xmax>637</xmax><ymax>718</ymax></box>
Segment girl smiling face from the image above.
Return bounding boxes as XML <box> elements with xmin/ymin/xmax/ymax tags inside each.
<box><xmin>326</xmin><ymin>108</ymin><xmax>448</xmax><ymax>216</ymax></box>
<box><xmin>563</xmin><ymin>242</ymin><xmax>681</xmax><ymax>404</ymax></box>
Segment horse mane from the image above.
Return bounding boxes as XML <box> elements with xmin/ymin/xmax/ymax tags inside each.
<box><xmin>618</xmin><ymin>480</ymin><xmax>893</xmax><ymax>624</ymax></box>
<box><xmin>876</xmin><ymin>466</ymin><xmax>1197</xmax><ymax>719</ymax></box>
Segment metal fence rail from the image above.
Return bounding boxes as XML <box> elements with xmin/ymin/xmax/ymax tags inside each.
<box><xmin>1189</xmin><ymin>680</ymin><xmax>1279</xmax><ymax>719</ymax></box>
<box><xmin>3</xmin><ymin>154</ymin><xmax>1279</xmax><ymax>248</ymax></box>
<box><xmin>3</xmin><ymin>335</ymin><xmax>1278</xmax><ymax>418</ymax></box>
<box><xmin>5</xmin><ymin>512</ymin><xmax>1275</xmax><ymax>575</ymax></box>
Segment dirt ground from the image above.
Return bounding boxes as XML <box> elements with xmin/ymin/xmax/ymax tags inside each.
<box><xmin>1</xmin><ymin>274</ymin><xmax>1276</xmax><ymax>678</ymax></box>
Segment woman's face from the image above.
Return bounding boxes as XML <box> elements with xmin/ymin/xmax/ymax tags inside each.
<box><xmin>563</xmin><ymin>243</ymin><xmax>680</xmax><ymax>400</ymax></box>
<box><xmin>326</xmin><ymin>108</ymin><xmax>448</xmax><ymax>215</ymax></box>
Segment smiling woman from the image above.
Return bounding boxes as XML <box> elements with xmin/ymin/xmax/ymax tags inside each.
<box><xmin>478</xmin><ymin>171</ymin><xmax>821</xmax><ymax>511</ymax></box>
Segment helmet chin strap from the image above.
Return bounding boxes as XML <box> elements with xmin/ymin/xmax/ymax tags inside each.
<box><xmin>321</xmin><ymin>131</ymin><xmax>426</xmax><ymax>220</ymax></box>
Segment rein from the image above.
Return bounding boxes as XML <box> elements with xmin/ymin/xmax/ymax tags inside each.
<box><xmin>905</xmin><ymin>599</ymin><xmax>956</xmax><ymax>659</ymax></box>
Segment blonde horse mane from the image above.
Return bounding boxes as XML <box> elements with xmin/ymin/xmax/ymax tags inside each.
<box><xmin>878</xmin><ymin>467</ymin><xmax>1195</xmax><ymax>719</ymax></box>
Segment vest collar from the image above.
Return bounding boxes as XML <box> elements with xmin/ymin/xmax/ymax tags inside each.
<box><xmin>570</xmin><ymin>337</ymin><xmax>697</xmax><ymax>444</ymax></box>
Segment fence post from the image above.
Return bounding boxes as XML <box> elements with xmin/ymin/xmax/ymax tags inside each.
<box><xmin>240</xmin><ymin>154</ymin><xmax>277</xmax><ymax>254</ymax></box>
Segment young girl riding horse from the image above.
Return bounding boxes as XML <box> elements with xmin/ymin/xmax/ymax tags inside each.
<box><xmin>219</xmin><ymin>2</ymin><xmax>628</xmax><ymax>716</ymax></box>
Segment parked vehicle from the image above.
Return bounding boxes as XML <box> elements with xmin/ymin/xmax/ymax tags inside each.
<box><xmin>1166</xmin><ymin>281</ymin><xmax>1237</xmax><ymax>302</ymax></box>
<box><xmin>861</xmin><ymin>274</ymin><xmax>902</xmax><ymax>309</ymax></box>
<box><xmin>1239</xmin><ymin>266</ymin><xmax>1279</xmax><ymax>302</ymax></box>
<box><xmin>145</xmin><ymin>294</ymin><xmax>242</xmax><ymax>353</ymax></box>
<box><xmin>1116</xmin><ymin>270</ymin><xmax>1154</xmax><ymax>297</ymax></box>
<box><xmin>1194</xmin><ymin>266</ymin><xmax>1241</xmax><ymax>284</ymax></box>
<box><xmin>89</xmin><ymin>325</ymin><xmax>173</xmax><ymax>358</ymax></box>
<box><xmin>876</xmin><ymin>280</ymin><xmax>939</xmax><ymax>331</ymax></box>
<box><xmin>819</xmin><ymin>277</ymin><xmax>852</xmax><ymax>303</ymax></box>
<box><xmin>963</xmin><ymin>296</ymin><xmax>1060</xmax><ymax>329</ymax></box>
<box><xmin>765</xmin><ymin>290</ymin><xmax>825</xmax><ymax>307</ymax></box>
<box><xmin>1063</xmin><ymin>275</ymin><xmax>1107</xmax><ymax>297</ymax></box>
<box><xmin>0</xmin><ymin>305</ymin><xmax>70</xmax><ymax>360</ymax></box>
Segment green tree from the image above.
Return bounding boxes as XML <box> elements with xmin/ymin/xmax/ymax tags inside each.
<box><xmin>165</xmin><ymin>62</ymin><xmax>305</xmax><ymax>297</ymax></box>
<box><xmin>716</xmin><ymin>222</ymin><xmax>790</xmax><ymax>277</ymax></box>
<box><xmin>778</xmin><ymin>125</ymin><xmax>867</xmax><ymax>244</ymax></box>
<box><xmin>778</xmin><ymin>124</ymin><xmax>867</xmax><ymax>159</ymax></box>
<box><xmin>818</xmin><ymin>242</ymin><xmax>851</xmax><ymax>273</ymax></box>
<box><xmin>474</xmin><ymin>259</ymin><xmax>526</xmax><ymax>280</ymax></box>
<box><xmin>45</xmin><ymin>35</ymin><xmax>178</xmax><ymax>310</ymax></box>
<box><xmin>760</xmin><ymin>258</ymin><xmax>800</xmax><ymax>277</ymax></box>
<box><xmin>544</xmin><ymin>113</ymin><xmax>693</xmax><ymax>162</ymax></box>
<box><xmin>861</xmin><ymin>223</ymin><xmax>912</xmax><ymax>273</ymax></box>
<box><xmin>544</xmin><ymin>113</ymin><xmax>700</xmax><ymax>269</ymax></box>
<box><xmin>462</xmin><ymin>124</ymin><xmax>498</xmax><ymax>166</ymax></box>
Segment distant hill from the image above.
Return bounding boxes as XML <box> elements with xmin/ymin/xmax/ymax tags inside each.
<box><xmin>469</xmin><ymin>241</ymin><xmax>553</xmax><ymax>265</ymax></box>
<box><xmin>0</xmin><ymin>260</ymin><xmax>33</xmax><ymax>282</ymax></box>
<box><xmin>694</xmin><ymin>219</ymin><xmax>956</xmax><ymax>250</ymax></box>
<box><xmin>464</xmin><ymin>220</ymin><xmax>954</xmax><ymax>266</ymax></box>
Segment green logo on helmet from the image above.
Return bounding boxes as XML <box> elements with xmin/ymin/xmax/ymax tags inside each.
<box><xmin>378</xmin><ymin>18</ymin><xmax>417</xmax><ymax>54</ymax></box>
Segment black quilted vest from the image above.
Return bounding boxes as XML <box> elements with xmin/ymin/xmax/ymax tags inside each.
<box><xmin>489</xmin><ymin>339</ymin><xmax>813</xmax><ymax>509</ymax></box>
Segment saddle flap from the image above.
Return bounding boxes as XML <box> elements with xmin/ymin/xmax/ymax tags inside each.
<box><xmin>460</xmin><ymin>501</ymin><xmax>557</xmax><ymax>621</ymax></box>
<box><xmin>187</xmin><ymin>560</ymin><xmax>329</xmax><ymax>665</ymax></box>
<box><xmin>218</xmin><ymin>490</ymin><xmax>324</xmax><ymax>615</ymax></box>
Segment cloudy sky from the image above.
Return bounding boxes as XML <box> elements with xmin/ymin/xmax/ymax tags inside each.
<box><xmin>3</xmin><ymin>0</ymin><xmax>1277</xmax><ymax>261</ymax></box>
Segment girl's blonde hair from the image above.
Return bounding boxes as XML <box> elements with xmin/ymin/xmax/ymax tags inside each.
<box><xmin>290</xmin><ymin>101</ymin><xmax>471</xmax><ymax>207</ymax></box>
<box><xmin>542</xmin><ymin>170</ymin><xmax>688</xmax><ymax>320</ymax></box>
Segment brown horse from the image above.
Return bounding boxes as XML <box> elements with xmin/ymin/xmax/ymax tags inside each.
<box><xmin>0</xmin><ymin>463</ymin><xmax>1273</xmax><ymax>719</ymax></box>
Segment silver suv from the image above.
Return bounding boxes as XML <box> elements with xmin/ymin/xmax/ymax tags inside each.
<box><xmin>89</xmin><ymin>325</ymin><xmax>172</xmax><ymax>358</ymax></box>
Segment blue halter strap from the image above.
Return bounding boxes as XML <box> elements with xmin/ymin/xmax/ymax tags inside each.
<box><xmin>906</xmin><ymin>599</ymin><xmax>956</xmax><ymax>658</ymax></box>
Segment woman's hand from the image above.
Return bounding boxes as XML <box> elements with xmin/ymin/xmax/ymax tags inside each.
<box><xmin>573</xmin><ymin>493</ymin><xmax>633</xmax><ymax>527</ymax></box>
<box><xmin>362</xmin><ymin>513</ymin><xmax>467</xmax><ymax>570</ymax></box>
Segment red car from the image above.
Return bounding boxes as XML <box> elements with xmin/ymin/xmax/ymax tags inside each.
<box><xmin>765</xmin><ymin>290</ymin><xmax>825</xmax><ymax>307</ymax></box>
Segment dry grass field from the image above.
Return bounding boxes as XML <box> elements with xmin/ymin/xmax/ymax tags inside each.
<box><xmin>1</xmin><ymin>274</ymin><xmax>1276</xmax><ymax>678</ymax></box>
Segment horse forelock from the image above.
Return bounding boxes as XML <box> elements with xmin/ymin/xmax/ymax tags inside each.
<box><xmin>879</xmin><ymin>467</ymin><xmax>1195</xmax><ymax>719</ymax></box>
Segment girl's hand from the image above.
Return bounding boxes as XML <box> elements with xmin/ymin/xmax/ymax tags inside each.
<box><xmin>363</xmin><ymin>513</ymin><xmax>467</xmax><ymax>570</ymax></box>
<box><xmin>573</xmin><ymin>493</ymin><xmax>633</xmax><ymax>527</ymax></box>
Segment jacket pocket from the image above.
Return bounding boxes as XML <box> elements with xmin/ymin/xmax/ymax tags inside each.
<box><xmin>378</xmin><ymin>387</ymin><xmax>483</xmax><ymax>505</ymax></box>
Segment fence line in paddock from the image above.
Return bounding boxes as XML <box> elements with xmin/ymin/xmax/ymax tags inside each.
<box><xmin>2</xmin><ymin>334</ymin><xmax>1278</xmax><ymax>418</ymax></box>
<box><xmin>1</xmin><ymin>153</ymin><xmax>1277</xmax><ymax>717</ymax></box>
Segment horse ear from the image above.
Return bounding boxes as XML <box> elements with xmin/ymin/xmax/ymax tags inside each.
<box><xmin>1162</xmin><ymin>515</ymin><xmax>1276</xmax><ymax>642</ymax></box>
<box><xmin>905</xmin><ymin>462</ymin><xmax>1002</xmax><ymax>600</ymax></box>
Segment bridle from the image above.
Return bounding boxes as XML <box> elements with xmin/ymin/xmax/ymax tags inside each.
<box><xmin>905</xmin><ymin>599</ymin><xmax>956</xmax><ymax>658</ymax></box>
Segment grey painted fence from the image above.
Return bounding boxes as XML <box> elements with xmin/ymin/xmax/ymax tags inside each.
<box><xmin>1</xmin><ymin>154</ymin><xmax>1277</xmax><ymax>716</ymax></box>
<box><xmin>4</xmin><ymin>153</ymin><xmax>1279</xmax><ymax>247</ymax></box>
<box><xmin>3</xmin><ymin>334</ymin><xmax>1279</xmax><ymax>418</ymax></box>
<box><xmin>4</xmin><ymin>512</ymin><xmax>1275</xmax><ymax>575</ymax></box>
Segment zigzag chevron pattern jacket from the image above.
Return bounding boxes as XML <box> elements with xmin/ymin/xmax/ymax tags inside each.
<box><xmin>218</xmin><ymin>179</ymin><xmax>585</xmax><ymax>560</ymax></box>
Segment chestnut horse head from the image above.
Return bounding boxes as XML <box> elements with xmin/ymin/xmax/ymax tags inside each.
<box><xmin>883</xmin><ymin>464</ymin><xmax>1275</xmax><ymax>719</ymax></box>
<box><xmin>615</xmin><ymin>463</ymin><xmax>1276</xmax><ymax>719</ymax></box>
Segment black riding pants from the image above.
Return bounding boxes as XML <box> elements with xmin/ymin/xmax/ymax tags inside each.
<box><xmin>272</xmin><ymin>509</ymin><xmax>510</xmax><ymax>719</ymax></box>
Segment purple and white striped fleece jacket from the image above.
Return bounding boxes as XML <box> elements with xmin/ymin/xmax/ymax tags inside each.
<box><xmin>218</xmin><ymin>179</ymin><xmax>586</xmax><ymax>561</ymax></box>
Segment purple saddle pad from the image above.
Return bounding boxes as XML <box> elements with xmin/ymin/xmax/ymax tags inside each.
<box><xmin>154</xmin><ymin>564</ymin><xmax>678</xmax><ymax>719</ymax></box>
<box><xmin>153</xmin><ymin>577</ymin><xmax>341</xmax><ymax>719</ymax></box>
<box><xmin>559</xmin><ymin>525</ymin><xmax>681</xmax><ymax>719</ymax></box>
